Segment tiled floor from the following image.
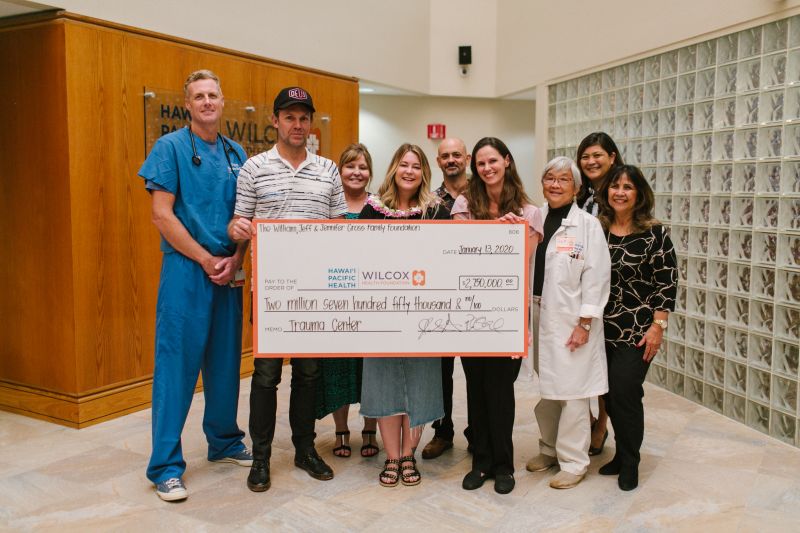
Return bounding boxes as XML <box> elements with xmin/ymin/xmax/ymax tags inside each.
<box><xmin>1</xmin><ymin>361</ymin><xmax>799</xmax><ymax>532</ymax></box>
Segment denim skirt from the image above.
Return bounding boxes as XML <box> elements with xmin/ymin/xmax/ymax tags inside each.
<box><xmin>360</xmin><ymin>357</ymin><xmax>444</xmax><ymax>428</ymax></box>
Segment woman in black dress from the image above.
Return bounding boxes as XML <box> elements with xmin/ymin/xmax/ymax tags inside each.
<box><xmin>595</xmin><ymin>164</ymin><xmax>677</xmax><ymax>491</ymax></box>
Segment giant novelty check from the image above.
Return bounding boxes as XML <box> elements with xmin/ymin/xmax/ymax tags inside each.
<box><xmin>252</xmin><ymin>220</ymin><xmax>529</xmax><ymax>357</ymax></box>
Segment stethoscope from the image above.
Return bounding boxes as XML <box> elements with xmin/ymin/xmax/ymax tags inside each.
<box><xmin>187</xmin><ymin>126</ymin><xmax>243</xmax><ymax>176</ymax></box>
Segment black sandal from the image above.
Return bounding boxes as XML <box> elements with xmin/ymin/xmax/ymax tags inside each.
<box><xmin>400</xmin><ymin>455</ymin><xmax>421</xmax><ymax>486</ymax></box>
<box><xmin>361</xmin><ymin>430</ymin><xmax>379</xmax><ymax>457</ymax></box>
<box><xmin>379</xmin><ymin>458</ymin><xmax>400</xmax><ymax>487</ymax></box>
<box><xmin>333</xmin><ymin>430</ymin><xmax>351</xmax><ymax>458</ymax></box>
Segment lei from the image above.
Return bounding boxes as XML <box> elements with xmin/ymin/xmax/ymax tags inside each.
<box><xmin>366</xmin><ymin>195</ymin><xmax>423</xmax><ymax>218</ymax></box>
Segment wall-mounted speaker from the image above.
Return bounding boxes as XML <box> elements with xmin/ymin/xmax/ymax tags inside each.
<box><xmin>458</xmin><ymin>46</ymin><xmax>472</xmax><ymax>66</ymax></box>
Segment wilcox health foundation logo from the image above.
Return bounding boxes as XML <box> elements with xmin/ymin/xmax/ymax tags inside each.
<box><xmin>359</xmin><ymin>269</ymin><xmax>427</xmax><ymax>287</ymax></box>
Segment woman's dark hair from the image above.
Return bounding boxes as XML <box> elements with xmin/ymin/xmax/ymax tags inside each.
<box><xmin>575</xmin><ymin>131</ymin><xmax>623</xmax><ymax>206</ymax></box>
<box><xmin>466</xmin><ymin>137</ymin><xmax>531</xmax><ymax>220</ymax></box>
<box><xmin>596</xmin><ymin>164</ymin><xmax>657</xmax><ymax>232</ymax></box>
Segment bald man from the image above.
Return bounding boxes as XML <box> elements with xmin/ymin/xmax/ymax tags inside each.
<box><xmin>422</xmin><ymin>138</ymin><xmax>473</xmax><ymax>460</ymax></box>
<box><xmin>432</xmin><ymin>138</ymin><xmax>470</xmax><ymax>210</ymax></box>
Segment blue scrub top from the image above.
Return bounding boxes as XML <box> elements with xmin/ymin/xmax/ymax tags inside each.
<box><xmin>139</xmin><ymin>127</ymin><xmax>246</xmax><ymax>257</ymax></box>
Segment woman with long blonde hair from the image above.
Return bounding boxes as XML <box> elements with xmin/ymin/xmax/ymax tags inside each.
<box><xmin>359</xmin><ymin>143</ymin><xmax>449</xmax><ymax>487</ymax></box>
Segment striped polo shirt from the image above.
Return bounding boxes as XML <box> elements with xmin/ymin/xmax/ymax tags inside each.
<box><xmin>234</xmin><ymin>146</ymin><xmax>347</xmax><ymax>219</ymax></box>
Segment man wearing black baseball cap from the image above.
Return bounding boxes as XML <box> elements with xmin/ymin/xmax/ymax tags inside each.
<box><xmin>273</xmin><ymin>86</ymin><xmax>316</xmax><ymax>114</ymax></box>
<box><xmin>228</xmin><ymin>87</ymin><xmax>346</xmax><ymax>492</ymax></box>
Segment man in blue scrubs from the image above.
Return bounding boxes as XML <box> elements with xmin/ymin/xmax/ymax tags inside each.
<box><xmin>139</xmin><ymin>70</ymin><xmax>252</xmax><ymax>502</ymax></box>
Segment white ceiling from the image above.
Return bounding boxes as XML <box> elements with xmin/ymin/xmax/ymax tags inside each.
<box><xmin>358</xmin><ymin>80</ymin><xmax>422</xmax><ymax>98</ymax></box>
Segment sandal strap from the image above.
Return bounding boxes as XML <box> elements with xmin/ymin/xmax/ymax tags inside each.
<box><xmin>361</xmin><ymin>430</ymin><xmax>376</xmax><ymax>436</ymax></box>
<box><xmin>335</xmin><ymin>430</ymin><xmax>351</xmax><ymax>436</ymax></box>
<box><xmin>400</xmin><ymin>457</ymin><xmax>419</xmax><ymax>473</ymax></box>
<box><xmin>381</xmin><ymin>459</ymin><xmax>400</xmax><ymax>477</ymax></box>
<box><xmin>400</xmin><ymin>464</ymin><xmax>421</xmax><ymax>481</ymax></box>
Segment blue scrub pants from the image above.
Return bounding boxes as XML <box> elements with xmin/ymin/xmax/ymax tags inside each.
<box><xmin>146</xmin><ymin>253</ymin><xmax>246</xmax><ymax>483</ymax></box>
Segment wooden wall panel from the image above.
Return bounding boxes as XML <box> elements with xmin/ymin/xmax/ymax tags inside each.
<box><xmin>0</xmin><ymin>22</ymin><xmax>77</xmax><ymax>393</ymax></box>
<box><xmin>0</xmin><ymin>13</ymin><xmax>358</xmax><ymax>425</ymax></box>
<box><xmin>65</xmin><ymin>24</ymin><xmax>149</xmax><ymax>391</ymax></box>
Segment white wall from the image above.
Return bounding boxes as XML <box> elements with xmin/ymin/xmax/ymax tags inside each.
<box><xmin>359</xmin><ymin>94</ymin><xmax>539</xmax><ymax>201</ymax></box>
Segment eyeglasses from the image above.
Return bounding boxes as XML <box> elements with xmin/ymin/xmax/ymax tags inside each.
<box><xmin>543</xmin><ymin>177</ymin><xmax>573</xmax><ymax>186</ymax></box>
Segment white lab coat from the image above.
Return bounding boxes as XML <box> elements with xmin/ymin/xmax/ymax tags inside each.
<box><xmin>536</xmin><ymin>203</ymin><xmax>611</xmax><ymax>400</ymax></box>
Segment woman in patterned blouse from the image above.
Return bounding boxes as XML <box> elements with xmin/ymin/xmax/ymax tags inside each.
<box><xmin>595</xmin><ymin>164</ymin><xmax>677</xmax><ymax>491</ymax></box>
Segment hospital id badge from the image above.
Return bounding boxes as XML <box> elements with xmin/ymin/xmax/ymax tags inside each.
<box><xmin>555</xmin><ymin>235</ymin><xmax>575</xmax><ymax>253</ymax></box>
<box><xmin>229</xmin><ymin>268</ymin><xmax>245</xmax><ymax>288</ymax></box>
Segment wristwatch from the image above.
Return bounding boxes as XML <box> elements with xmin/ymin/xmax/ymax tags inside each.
<box><xmin>653</xmin><ymin>319</ymin><xmax>668</xmax><ymax>330</ymax></box>
<box><xmin>579</xmin><ymin>322</ymin><xmax>591</xmax><ymax>332</ymax></box>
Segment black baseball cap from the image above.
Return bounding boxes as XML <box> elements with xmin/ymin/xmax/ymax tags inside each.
<box><xmin>273</xmin><ymin>86</ymin><xmax>315</xmax><ymax>114</ymax></box>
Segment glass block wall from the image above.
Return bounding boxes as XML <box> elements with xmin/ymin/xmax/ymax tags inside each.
<box><xmin>547</xmin><ymin>15</ymin><xmax>800</xmax><ymax>447</ymax></box>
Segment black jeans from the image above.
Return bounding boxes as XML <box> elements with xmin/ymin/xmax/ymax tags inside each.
<box><xmin>249</xmin><ymin>357</ymin><xmax>320</xmax><ymax>461</ymax></box>
<box><xmin>604</xmin><ymin>343</ymin><xmax>651</xmax><ymax>468</ymax></box>
<box><xmin>461</xmin><ymin>357</ymin><xmax>521</xmax><ymax>475</ymax></box>
<box><xmin>431</xmin><ymin>357</ymin><xmax>472</xmax><ymax>443</ymax></box>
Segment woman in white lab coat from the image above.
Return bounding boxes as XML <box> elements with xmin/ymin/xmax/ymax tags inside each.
<box><xmin>525</xmin><ymin>156</ymin><xmax>611</xmax><ymax>490</ymax></box>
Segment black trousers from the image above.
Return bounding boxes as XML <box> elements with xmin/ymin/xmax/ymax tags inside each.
<box><xmin>461</xmin><ymin>357</ymin><xmax>521</xmax><ymax>475</ymax></box>
<box><xmin>249</xmin><ymin>357</ymin><xmax>320</xmax><ymax>461</ymax></box>
<box><xmin>604</xmin><ymin>343</ymin><xmax>651</xmax><ymax>468</ymax></box>
<box><xmin>431</xmin><ymin>357</ymin><xmax>473</xmax><ymax>443</ymax></box>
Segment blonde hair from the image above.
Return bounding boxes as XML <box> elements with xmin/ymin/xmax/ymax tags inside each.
<box><xmin>183</xmin><ymin>69</ymin><xmax>221</xmax><ymax>98</ymax></box>
<box><xmin>338</xmin><ymin>143</ymin><xmax>374</xmax><ymax>188</ymax></box>
<box><xmin>377</xmin><ymin>144</ymin><xmax>437</xmax><ymax>214</ymax></box>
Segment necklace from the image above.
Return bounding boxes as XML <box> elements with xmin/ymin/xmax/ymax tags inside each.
<box><xmin>366</xmin><ymin>195</ymin><xmax>423</xmax><ymax>218</ymax></box>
